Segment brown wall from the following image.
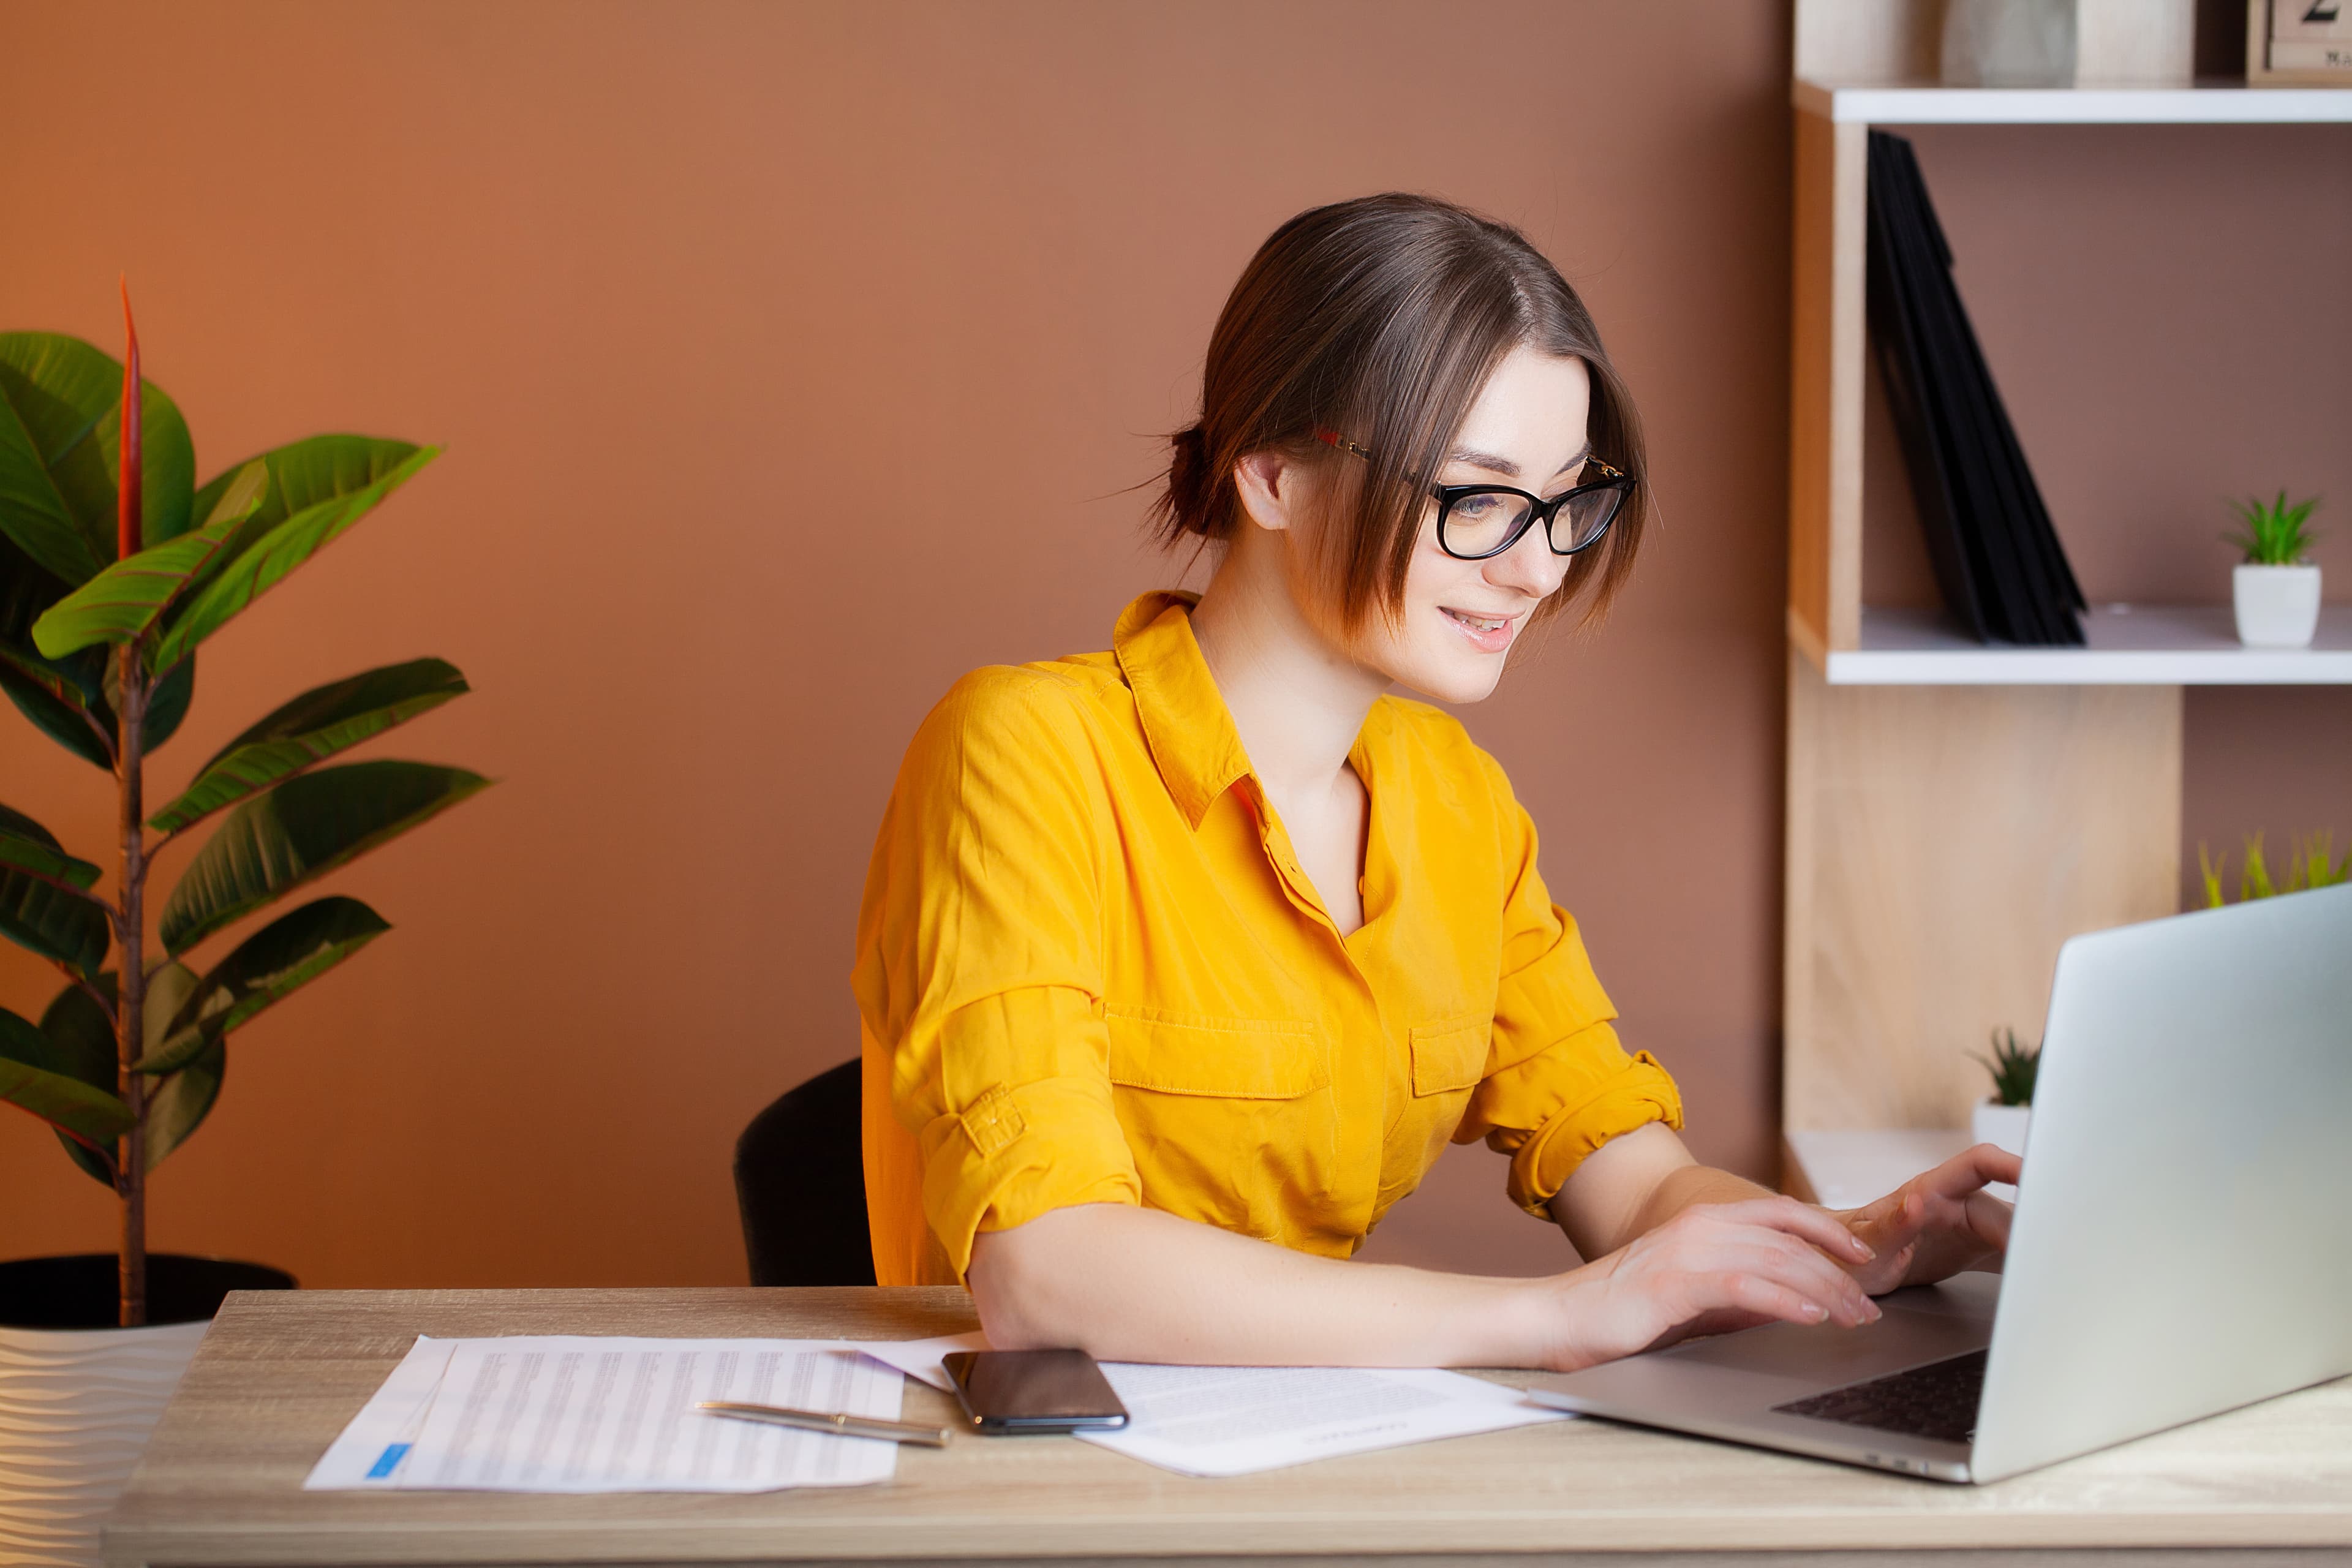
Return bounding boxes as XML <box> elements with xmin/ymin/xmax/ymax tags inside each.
<box><xmin>4</xmin><ymin>3</ymin><xmax>2342</xmax><ymax>1289</ymax></box>
<box><xmin>2</xmin><ymin>0</ymin><xmax>1799</xmax><ymax>1284</ymax></box>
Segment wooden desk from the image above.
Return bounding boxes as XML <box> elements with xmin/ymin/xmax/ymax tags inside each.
<box><xmin>107</xmin><ymin>1288</ymin><xmax>2352</xmax><ymax>1567</ymax></box>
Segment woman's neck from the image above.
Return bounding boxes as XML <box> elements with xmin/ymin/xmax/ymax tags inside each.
<box><xmin>1187</xmin><ymin>554</ymin><xmax>1387</xmax><ymax>805</ymax></box>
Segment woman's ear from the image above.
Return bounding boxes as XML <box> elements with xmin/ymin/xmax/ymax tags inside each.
<box><xmin>1231</xmin><ymin>449</ymin><xmax>1302</xmax><ymax>533</ymax></box>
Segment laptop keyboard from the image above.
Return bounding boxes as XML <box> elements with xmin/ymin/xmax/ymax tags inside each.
<box><xmin>1773</xmin><ymin>1348</ymin><xmax>1986</xmax><ymax>1446</ymax></box>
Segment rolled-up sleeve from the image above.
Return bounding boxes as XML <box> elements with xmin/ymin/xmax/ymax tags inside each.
<box><xmin>852</xmin><ymin>671</ymin><xmax>1142</xmax><ymax>1280</ymax></box>
<box><xmin>1457</xmin><ymin>755</ymin><xmax>1683</xmax><ymax>1216</ymax></box>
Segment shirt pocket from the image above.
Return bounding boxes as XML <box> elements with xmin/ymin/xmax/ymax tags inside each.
<box><xmin>1105</xmin><ymin>1007</ymin><xmax>1327</xmax><ymax>1097</ymax></box>
<box><xmin>1409</xmin><ymin>1013</ymin><xmax>1492</xmax><ymax>1097</ymax></box>
<box><xmin>1102</xmin><ymin>1006</ymin><xmax>1336</xmax><ymax>1240</ymax></box>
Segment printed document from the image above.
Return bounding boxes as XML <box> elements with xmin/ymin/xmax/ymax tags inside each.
<box><xmin>306</xmin><ymin>1336</ymin><xmax>903</xmax><ymax>1493</ymax></box>
<box><xmin>1079</xmin><ymin>1363</ymin><xmax>1569</xmax><ymax>1477</ymax></box>
<box><xmin>309</xmin><ymin>1330</ymin><xmax>1565</xmax><ymax>1488</ymax></box>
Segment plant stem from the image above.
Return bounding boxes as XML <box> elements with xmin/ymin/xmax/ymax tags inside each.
<box><xmin>116</xmin><ymin>644</ymin><xmax>148</xmax><ymax>1329</ymax></box>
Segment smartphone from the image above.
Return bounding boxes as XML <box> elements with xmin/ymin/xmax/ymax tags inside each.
<box><xmin>941</xmin><ymin>1349</ymin><xmax>1130</xmax><ymax>1433</ymax></box>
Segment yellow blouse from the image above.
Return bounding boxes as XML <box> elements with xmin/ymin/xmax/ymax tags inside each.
<box><xmin>853</xmin><ymin>590</ymin><xmax>1683</xmax><ymax>1286</ymax></box>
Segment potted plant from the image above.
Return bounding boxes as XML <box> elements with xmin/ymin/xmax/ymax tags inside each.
<box><xmin>0</xmin><ymin>290</ymin><xmax>486</xmax><ymax>1565</ymax></box>
<box><xmin>2199</xmin><ymin>831</ymin><xmax>2350</xmax><ymax>907</ymax></box>
<box><xmin>2226</xmin><ymin>490</ymin><xmax>2323</xmax><ymax>649</ymax></box>
<box><xmin>1969</xmin><ymin>1026</ymin><xmax>2038</xmax><ymax>1164</ymax></box>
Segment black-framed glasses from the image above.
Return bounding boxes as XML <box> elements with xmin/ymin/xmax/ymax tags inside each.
<box><xmin>1315</xmin><ymin>428</ymin><xmax>1635</xmax><ymax>561</ymax></box>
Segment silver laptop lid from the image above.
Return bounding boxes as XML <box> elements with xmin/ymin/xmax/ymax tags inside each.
<box><xmin>1972</xmin><ymin>882</ymin><xmax>2352</xmax><ymax>1482</ymax></box>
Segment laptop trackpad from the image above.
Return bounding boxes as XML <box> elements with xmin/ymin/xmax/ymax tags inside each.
<box><xmin>1657</xmin><ymin>1272</ymin><xmax>1997</xmax><ymax>1384</ymax></box>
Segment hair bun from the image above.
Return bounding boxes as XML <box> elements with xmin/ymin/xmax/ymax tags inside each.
<box><xmin>1166</xmin><ymin>424</ymin><xmax>1212</xmax><ymax>537</ymax></box>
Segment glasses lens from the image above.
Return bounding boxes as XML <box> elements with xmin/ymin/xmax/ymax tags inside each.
<box><xmin>1439</xmin><ymin>489</ymin><xmax>1534</xmax><ymax>557</ymax></box>
<box><xmin>1553</xmin><ymin>483</ymin><xmax>1626</xmax><ymax>552</ymax></box>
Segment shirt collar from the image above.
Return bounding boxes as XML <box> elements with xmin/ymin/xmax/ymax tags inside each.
<box><xmin>1113</xmin><ymin>590</ymin><xmax>1257</xmax><ymax>829</ymax></box>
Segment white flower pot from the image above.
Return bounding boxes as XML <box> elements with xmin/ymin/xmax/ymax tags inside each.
<box><xmin>0</xmin><ymin>1255</ymin><xmax>290</xmax><ymax>1568</ymax></box>
<box><xmin>1970</xmin><ymin>1099</ymin><xmax>2030</xmax><ymax>1159</ymax></box>
<box><xmin>0</xmin><ymin>1318</ymin><xmax>209</xmax><ymax>1568</ymax></box>
<box><xmin>1942</xmin><ymin>0</ymin><xmax>2076</xmax><ymax>86</ymax></box>
<box><xmin>2233</xmin><ymin>563</ymin><xmax>2322</xmax><ymax>649</ymax></box>
<box><xmin>1970</xmin><ymin>1100</ymin><xmax>2029</xmax><ymax>1204</ymax></box>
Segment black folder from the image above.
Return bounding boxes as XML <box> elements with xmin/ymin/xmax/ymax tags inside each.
<box><xmin>1866</xmin><ymin>130</ymin><xmax>2084</xmax><ymax>646</ymax></box>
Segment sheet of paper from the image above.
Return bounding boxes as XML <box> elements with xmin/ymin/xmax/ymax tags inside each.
<box><xmin>848</xmin><ymin>1330</ymin><xmax>987</xmax><ymax>1392</ymax></box>
<box><xmin>305</xmin><ymin>1335</ymin><xmax>458</xmax><ymax>1488</ymax></box>
<box><xmin>1077</xmin><ymin>1363</ymin><xmax>1569</xmax><ymax>1477</ymax></box>
<box><xmin>307</xmin><ymin>1336</ymin><xmax>903</xmax><ymax>1493</ymax></box>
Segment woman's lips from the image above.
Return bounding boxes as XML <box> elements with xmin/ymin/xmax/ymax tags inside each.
<box><xmin>1441</xmin><ymin>605</ymin><xmax>1518</xmax><ymax>653</ymax></box>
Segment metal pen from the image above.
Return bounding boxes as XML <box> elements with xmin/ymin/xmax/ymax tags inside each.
<box><xmin>696</xmin><ymin>1400</ymin><xmax>954</xmax><ymax>1447</ymax></box>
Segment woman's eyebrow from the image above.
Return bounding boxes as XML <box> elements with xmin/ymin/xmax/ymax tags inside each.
<box><xmin>1552</xmin><ymin>442</ymin><xmax>1593</xmax><ymax>478</ymax></box>
<box><xmin>1442</xmin><ymin>442</ymin><xmax>1594</xmax><ymax>480</ymax></box>
<box><xmin>1445</xmin><ymin>447</ymin><xmax>1521</xmax><ymax>477</ymax></box>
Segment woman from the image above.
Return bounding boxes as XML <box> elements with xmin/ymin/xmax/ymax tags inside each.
<box><xmin>852</xmin><ymin>193</ymin><xmax>2015</xmax><ymax>1370</ymax></box>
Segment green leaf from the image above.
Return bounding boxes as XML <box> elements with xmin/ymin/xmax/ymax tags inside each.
<box><xmin>0</xmin><ymin>803</ymin><xmax>100</xmax><ymax>890</ymax></box>
<box><xmin>153</xmin><ymin>439</ymin><xmax>439</xmax><ymax>671</ymax></box>
<box><xmin>144</xmin><ymin>1033</ymin><xmax>224</xmax><ymax>1170</ymax></box>
<box><xmin>40</xmin><ymin>968</ymin><xmax>218</xmax><ymax>1178</ymax></box>
<box><xmin>1</xmin><ymin>635</ymin><xmax>103</xmax><ymax>708</ymax></box>
<box><xmin>29</xmin><ymin>461</ymin><xmax>270</xmax><ymax>659</ymax></box>
<box><xmin>39</xmin><ymin>978</ymin><xmax>117</xmax><ymax>1088</ymax></box>
<box><xmin>0</xmin><ymin>801</ymin><xmax>111</xmax><ymax>972</ymax></box>
<box><xmin>150</xmin><ymin>658</ymin><xmax>469</xmax><ymax>835</ymax></box>
<box><xmin>40</xmin><ymin>978</ymin><xmax>121</xmax><ymax>1185</ymax></box>
<box><xmin>0</xmin><ymin>631</ymin><xmax>185</xmax><ymax>766</ymax></box>
<box><xmin>160</xmin><ymin>760</ymin><xmax>488</xmax><ymax>954</ymax></box>
<box><xmin>0</xmin><ymin>1001</ymin><xmax>134</xmax><ymax>1151</ymax></box>
<box><xmin>1</xmin><ymin>522</ymin><xmax>70</xmax><ymax>644</ymax></box>
<box><xmin>145</xmin><ymin>650</ymin><xmax>194</xmax><ymax>752</ymax></box>
<box><xmin>136</xmin><ymin>962</ymin><xmax>220</xmax><ymax>1169</ymax></box>
<box><xmin>0</xmin><ymin>650</ymin><xmax>113</xmax><ymax>767</ymax></box>
<box><xmin>0</xmin><ymin>522</ymin><xmax>113</xmax><ymax>764</ymax></box>
<box><xmin>97</xmin><ymin>645</ymin><xmax>195</xmax><ymax>753</ymax></box>
<box><xmin>0</xmin><ymin>334</ymin><xmax>114</xmax><ymax>582</ymax></box>
<box><xmin>0</xmin><ymin>333</ymin><xmax>195</xmax><ymax>578</ymax></box>
<box><xmin>138</xmin><ymin>895</ymin><xmax>388</xmax><ymax>1073</ymax></box>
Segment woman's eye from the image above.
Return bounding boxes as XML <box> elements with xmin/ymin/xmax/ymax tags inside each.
<box><xmin>1453</xmin><ymin>494</ymin><xmax>1502</xmax><ymax>518</ymax></box>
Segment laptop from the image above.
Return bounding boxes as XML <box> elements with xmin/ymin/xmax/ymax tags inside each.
<box><xmin>1528</xmin><ymin>882</ymin><xmax>2352</xmax><ymax>1483</ymax></box>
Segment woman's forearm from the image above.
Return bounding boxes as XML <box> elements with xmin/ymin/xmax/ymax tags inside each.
<box><xmin>1547</xmin><ymin>1121</ymin><xmax>1777</xmax><ymax>1259</ymax></box>
<box><xmin>967</xmin><ymin>1203</ymin><xmax>1552</xmax><ymax>1367</ymax></box>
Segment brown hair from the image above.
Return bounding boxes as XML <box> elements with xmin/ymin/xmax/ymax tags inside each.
<box><xmin>1151</xmin><ymin>192</ymin><xmax>1648</xmax><ymax>632</ymax></box>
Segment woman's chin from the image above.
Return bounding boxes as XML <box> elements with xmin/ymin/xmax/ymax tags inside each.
<box><xmin>1386</xmin><ymin>649</ymin><xmax>1509</xmax><ymax>706</ymax></box>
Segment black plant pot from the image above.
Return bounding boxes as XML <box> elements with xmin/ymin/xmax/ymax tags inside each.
<box><xmin>0</xmin><ymin>1253</ymin><xmax>295</xmax><ymax>1329</ymax></box>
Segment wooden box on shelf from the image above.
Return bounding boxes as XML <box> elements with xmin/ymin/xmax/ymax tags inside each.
<box><xmin>2248</xmin><ymin>0</ymin><xmax>2352</xmax><ymax>87</ymax></box>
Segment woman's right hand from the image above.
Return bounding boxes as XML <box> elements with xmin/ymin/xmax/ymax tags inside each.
<box><xmin>1533</xmin><ymin>1197</ymin><xmax>1883</xmax><ymax>1372</ymax></box>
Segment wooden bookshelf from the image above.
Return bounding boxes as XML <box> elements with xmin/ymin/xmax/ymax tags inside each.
<box><xmin>1779</xmin><ymin>2</ymin><xmax>2348</xmax><ymax>1199</ymax></box>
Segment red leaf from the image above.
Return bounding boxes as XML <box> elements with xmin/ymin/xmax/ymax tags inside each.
<box><xmin>119</xmin><ymin>275</ymin><xmax>141</xmax><ymax>562</ymax></box>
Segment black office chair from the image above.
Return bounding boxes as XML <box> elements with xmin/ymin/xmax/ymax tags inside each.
<box><xmin>733</xmin><ymin>1058</ymin><xmax>877</xmax><ymax>1286</ymax></box>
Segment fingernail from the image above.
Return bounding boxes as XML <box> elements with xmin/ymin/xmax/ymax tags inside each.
<box><xmin>1854</xmin><ymin>1239</ymin><xmax>1876</xmax><ymax>1261</ymax></box>
<box><xmin>1801</xmin><ymin>1302</ymin><xmax>1825</xmax><ymax>1320</ymax></box>
<box><xmin>1866</xmin><ymin>1300</ymin><xmax>1883</xmax><ymax>1322</ymax></box>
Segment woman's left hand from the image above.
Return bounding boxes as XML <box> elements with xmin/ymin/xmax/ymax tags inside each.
<box><xmin>1834</xmin><ymin>1144</ymin><xmax>2019</xmax><ymax>1295</ymax></box>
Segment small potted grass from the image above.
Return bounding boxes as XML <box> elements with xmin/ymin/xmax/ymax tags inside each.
<box><xmin>2226</xmin><ymin>491</ymin><xmax>2322</xmax><ymax>650</ymax></box>
<box><xmin>1969</xmin><ymin>1027</ymin><xmax>2037</xmax><ymax>1164</ymax></box>
<box><xmin>2199</xmin><ymin>832</ymin><xmax>2351</xmax><ymax>907</ymax></box>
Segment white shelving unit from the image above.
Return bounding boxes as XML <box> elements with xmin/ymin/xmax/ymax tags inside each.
<box><xmin>1796</xmin><ymin>78</ymin><xmax>2352</xmax><ymax>125</ymax></box>
<box><xmin>1826</xmin><ymin>605</ymin><xmax>2352</xmax><ymax>685</ymax></box>
<box><xmin>1778</xmin><ymin>9</ymin><xmax>2351</xmax><ymax>1205</ymax></box>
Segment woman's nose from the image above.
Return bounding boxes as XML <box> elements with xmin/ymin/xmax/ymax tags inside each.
<box><xmin>1485</xmin><ymin>519</ymin><xmax>1569</xmax><ymax>599</ymax></box>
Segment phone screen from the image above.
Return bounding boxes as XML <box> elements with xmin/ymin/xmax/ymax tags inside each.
<box><xmin>942</xmin><ymin>1349</ymin><xmax>1130</xmax><ymax>1432</ymax></box>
